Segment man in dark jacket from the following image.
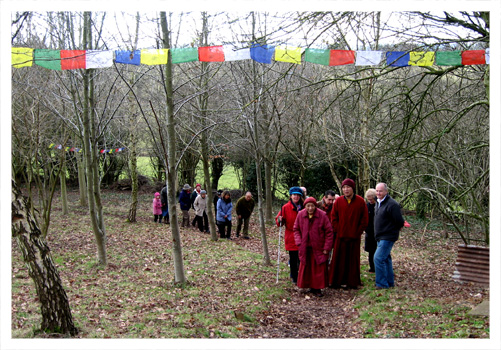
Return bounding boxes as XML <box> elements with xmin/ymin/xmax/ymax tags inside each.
<box><xmin>373</xmin><ymin>183</ymin><xmax>405</xmax><ymax>289</ymax></box>
<box><xmin>179</xmin><ymin>184</ymin><xmax>192</xmax><ymax>227</ymax></box>
<box><xmin>235</xmin><ymin>191</ymin><xmax>255</xmax><ymax>239</ymax></box>
<box><xmin>160</xmin><ymin>185</ymin><xmax>170</xmax><ymax>224</ymax></box>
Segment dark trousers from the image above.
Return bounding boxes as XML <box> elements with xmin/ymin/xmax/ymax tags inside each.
<box><xmin>236</xmin><ymin>216</ymin><xmax>250</xmax><ymax>237</ymax></box>
<box><xmin>195</xmin><ymin>212</ymin><xmax>209</xmax><ymax>232</ymax></box>
<box><xmin>217</xmin><ymin>219</ymin><xmax>232</xmax><ymax>239</ymax></box>
<box><xmin>289</xmin><ymin>250</ymin><xmax>299</xmax><ymax>284</ymax></box>
<box><xmin>368</xmin><ymin>250</ymin><xmax>375</xmax><ymax>272</ymax></box>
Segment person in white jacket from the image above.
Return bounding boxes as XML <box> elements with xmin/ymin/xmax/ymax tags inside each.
<box><xmin>193</xmin><ymin>190</ymin><xmax>209</xmax><ymax>233</ymax></box>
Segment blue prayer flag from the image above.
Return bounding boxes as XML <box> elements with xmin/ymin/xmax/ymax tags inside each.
<box><xmin>386</xmin><ymin>51</ymin><xmax>409</xmax><ymax>67</ymax></box>
<box><xmin>250</xmin><ymin>44</ymin><xmax>275</xmax><ymax>64</ymax></box>
<box><xmin>115</xmin><ymin>50</ymin><xmax>141</xmax><ymax>65</ymax></box>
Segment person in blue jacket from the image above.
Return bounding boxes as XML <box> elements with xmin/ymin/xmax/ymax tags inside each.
<box><xmin>216</xmin><ymin>190</ymin><xmax>233</xmax><ymax>239</ymax></box>
<box><xmin>179</xmin><ymin>184</ymin><xmax>192</xmax><ymax>227</ymax></box>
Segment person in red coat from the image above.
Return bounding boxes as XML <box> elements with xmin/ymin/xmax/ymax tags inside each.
<box><xmin>328</xmin><ymin>178</ymin><xmax>369</xmax><ymax>289</ymax></box>
<box><xmin>294</xmin><ymin>197</ymin><xmax>334</xmax><ymax>297</ymax></box>
<box><xmin>275</xmin><ymin>186</ymin><xmax>304</xmax><ymax>285</ymax></box>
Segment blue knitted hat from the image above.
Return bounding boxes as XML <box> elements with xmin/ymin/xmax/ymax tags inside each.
<box><xmin>289</xmin><ymin>186</ymin><xmax>304</xmax><ymax>197</ymax></box>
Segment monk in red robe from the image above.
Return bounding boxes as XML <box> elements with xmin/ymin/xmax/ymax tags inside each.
<box><xmin>328</xmin><ymin>178</ymin><xmax>369</xmax><ymax>289</ymax></box>
<box><xmin>294</xmin><ymin>197</ymin><xmax>334</xmax><ymax>297</ymax></box>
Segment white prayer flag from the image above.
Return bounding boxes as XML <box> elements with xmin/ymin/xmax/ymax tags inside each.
<box><xmin>355</xmin><ymin>51</ymin><xmax>383</xmax><ymax>66</ymax></box>
<box><xmin>86</xmin><ymin>50</ymin><xmax>113</xmax><ymax>68</ymax></box>
<box><xmin>223</xmin><ymin>46</ymin><xmax>251</xmax><ymax>61</ymax></box>
<box><xmin>485</xmin><ymin>48</ymin><xmax>490</xmax><ymax>64</ymax></box>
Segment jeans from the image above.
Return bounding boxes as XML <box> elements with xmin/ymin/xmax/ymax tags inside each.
<box><xmin>374</xmin><ymin>240</ymin><xmax>395</xmax><ymax>288</ymax></box>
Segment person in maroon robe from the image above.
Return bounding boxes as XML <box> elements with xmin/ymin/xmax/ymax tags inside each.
<box><xmin>294</xmin><ymin>197</ymin><xmax>334</xmax><ymax>297</ymax></box>
<box><xmin>328</xmin><ymin>178</ymin><xmax>369</xmax><ymax>289</ymax></box>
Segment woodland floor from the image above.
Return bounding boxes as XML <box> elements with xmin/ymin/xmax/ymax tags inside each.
<box><xmin>11</xmin><ymin>190</ymin><xmax>491</xmax><ymax>340</ymax></box>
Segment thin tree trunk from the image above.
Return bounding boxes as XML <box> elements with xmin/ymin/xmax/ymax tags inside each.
<box><xmin>12</xmin><ymin>180</ymin><xmax>78</xmax><ymax>336</ymax></box>
<box><xmin>60</xmin><ymin>155</ymin><xmax>69</xmax><ymax>215</ymax></box>
<box><xmin>127</xmin><ymin>71</ymin><xmax>139</xmax><ymax>223</ymax></box>
<box><xmin>83</xmin><ymin>11</ymin><xmax>106</xmax><ymax>265</ymax></box>
<box><xmin>264</xmin><ymin>158</ymin><xmax>273</xmax><ymax>223</ymax></box>
<box><xmin>77</xmin><ymin>151</ymin><xmax>87</xmax><ymax>206</ymax></box>
<box><xmin>161</xmin><ymin>11</ymin><xmax>186</xmax><ymax>284</ymax></box>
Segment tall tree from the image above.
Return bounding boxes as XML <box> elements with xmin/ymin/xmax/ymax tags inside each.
<box><xmin>160</xmin><ymin>11</ymin><xmax>186</xmax><ymax>283</ymax></box>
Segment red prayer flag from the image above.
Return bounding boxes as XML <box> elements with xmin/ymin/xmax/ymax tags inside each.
<box><xmin>60</xmin><ymin>50</ymin><xmax>86</xmax><ymax>70</ymax></box>
<box><xmin>198</xmin><ymin>46</ymin><xmax>224</xmax><ymax>62</ymax></box>
<box><xmin>329</xmin><ymin>50</ymin><xmax>355</xmax><ymax>66</ymax></box>
<box><xmin>461</xmin><ymin>50</ymin><xmax>485</xmax><ymax>65</ymax></box>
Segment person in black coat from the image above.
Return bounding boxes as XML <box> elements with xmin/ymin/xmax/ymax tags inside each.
<box><xmin>364</xmin><ymin>189</ymin><xmax>377</xmax><ymax>272</ymax></box>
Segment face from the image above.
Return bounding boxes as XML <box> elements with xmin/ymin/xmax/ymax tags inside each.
<box><xmin>367</xmin><ymin>195</ymin><xmax>376</xmax><ymax>204</ymax></box>
<box><xmin>376</xmin><ymin>184</ymin><xmax>388</xmax><ymax>200</ymax></box>
<box><xmin>224</xmin><ymin>194</ymin><xmax>230</xmax><ymax>200</ymax></box>
<box><xmin>305</xmin><ymin>203</ymin><xmax>316</xmax><ymax>215</ymax></box>
<box><xmin>342</xmin><ymin>185</ymin><xmax>354</xmax><ymax>198</ymax></box>
<box><xmin>201</xmin><ymin>193</ymin><xmax>206</xmax><ymax>199</ymax></box>
<box><xmin>245</xmin><ymin>193</ymin><xmax>252</xmax><ymax>201</ymax></box>
<box><xmin>291</xmin><ymin>194</ymin><xmax>301</xmax><ymax>203</ymax></box>
<box><xmin>196</xmin><ymin>186</ymin><xmax>201</xmax><ymax>191</ymax></box>
<box><xmin>324</xmin><ymin>195</ymin><xmax>335</xmax><ymax>206</ymax></box>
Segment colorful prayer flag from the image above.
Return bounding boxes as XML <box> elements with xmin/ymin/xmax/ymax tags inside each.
<box><xmin>222</xmin><ymin>46</ymin><xmax>251</xmax><ymax>61</ymax></box>
<box><xmin>171</xmin><ymin>47</ymin><xmax>199</xmax><ymax>64</ymax></box>
<box><xmin>34</xmin><ymin>49</ymin><xmax>61</xmax><ymax>70</ymax></box>
<box><xmin>386</xmin><ymin>51</ymin><xmax>410</xmax><ymax>67</ymax></box>
<box><xmin>462</xmin><ymin>50</ymin><xmax>485</xmax><ymax>65</ymax></box>
<box><xmin>409</xmin><ymin>51</ymin><xmax>435</xmax><ymax>66</ymax></box>
<box><xmin>250</xmin><ymin>44</ymin><xmax>275</xmax><ymax>64</ymax></box>
<box><xmin>86</xmin><ymin>50</ymin><xmax>113</xmax><ymax>68</ymax></box>
<box><xmin>198</xmin><ymin>46</ymin><xmax>225</xmax><ymax>62</ymax></box>
<box><xmin>355</xmin><ymin>51</ymin><xmax>383</xmax><ymax>66</ymax></box>
<box><xmin>60</xmin><ymin>50</ymin><xmax>86</xmax><ymax>70</ymax></box>
<box><xmin>435</xmin><ymin>51</ymin><xmax>462</xmax><ymax>66</ymax></box>
<box><xmin>115</xmin><ymin>50</ymin><xmax>141</xmax><ymax>65</ymax></box>
<box><xmin>140</xmin><ymin>49</ymin><xmax>168</xmax><ymax>65</ymax></box>
<box><xmin>12</xmin><ymin>47</ymin><xmax>34</xmax><ymax>68</ymax></box>
<box><xmin>329</xmin><ymin>50</ymin><xmax>355</xmax><ymax>66</ymax></box>
<box><xmin>275</xmin><ymin>45</ymin><xmax>302</xmax><ymax>64</ymax></box>
<box><xmin>304</xmin><ymin>48</ymin><xmax>330</xmax><ymax>66</ymax></box>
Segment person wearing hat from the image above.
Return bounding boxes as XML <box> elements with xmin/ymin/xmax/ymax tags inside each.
<box><xmin>152</xmin><ymin>191</ymin><xmax>163</xmax><ymax>224</ymax></box>
<box><xmin>179</xmin><ymin>184</ymin><xmax>192</xmax><ymax>228</ymax></box>
<box><xmin>191</xmin><ymin>183</ymin><xmax>202</xmax><ymax>227</ymax></box>
<box><xmin>328</xmin><ymin>178</ymin><xmax>369</xmax><ymax>289</ymax></box>
<box><xmin>235</xmin><ymin>192</ymin><xmax>255</xmax><ymax>239</ymax></box>
<box><xmin>275</xmin><ymin>186</ymin><xmax>304</xmax><ymax>285</ymax></box>
<box><xmin>193</xmin><ymin>190</ymin><xmax>209</xmax><ymax>233</ymax></box>
<box><xmin>293</xmin><ymin>197</ymin><xmax>334</xmax><ymax>297</ymax></box>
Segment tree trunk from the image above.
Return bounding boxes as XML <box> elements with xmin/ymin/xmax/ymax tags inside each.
<box><xmin>60</xmin><ymin>156</ymin><xmax>69</xmax><ymax>215</ymax></box>
<box><xmin>76</xmin><ymin>151</ymin><xmax>87</xmax><ymax>207</ymax></box>
<box><xmin>83</xmin><ymin>11</ymin><xmax>106</xmax><ymax>265</ymax></box>
<box><xmin>264</xmin><ymin>158</ymin><xmax>273</xmax><ymax>223</ymax></box>
<box><xmin>161</xmin><ymin>11</ymin><xmax>186</xmax><ymax>284</ymax></box>
<box><xmin>210</xmin><ymin>156</ymin><xmax>224</xmax><ymax>191</ymax></box>
<box><xmin>12</xmin><ymin>180</ymin><xmax>78</xmax><ymax>336</ymax></box>
<box><xmin>127</xmin><ymin>71</ymin><xmax>139</xmax><ymax>223</ymax></box>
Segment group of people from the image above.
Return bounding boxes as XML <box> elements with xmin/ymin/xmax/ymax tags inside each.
<box><xmin>153</xmin><ymin>178</ymin><xmax>404</xmax><ymax>296</ymax></box>
<box><xmin>153</xmin><ymin>184</ymin><xmax>256</xmax><ymax>240</ymax></box>
<box><xmin>276</xmin><ymin>179</ymin><xmax>405</xmax><ymax>297</ymax></box>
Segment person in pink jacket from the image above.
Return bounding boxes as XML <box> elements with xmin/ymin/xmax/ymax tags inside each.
<box><xmin>293</xmin><ymin>196</ymin><xmax>334</xmax><ymax>297</ymax></box>
<box><xmin>152</xmin><ymin>192</ymin><xmax>163</xmax><ymax>223</ymax></box>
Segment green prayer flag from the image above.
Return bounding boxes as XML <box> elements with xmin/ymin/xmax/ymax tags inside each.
<box><xmin>171</xmin><ymin>47</ymin><xmax>198</xmax><ymax>64</ymax></box>
<box><xmin>435</xmin><ymin>51</ymin><xmax>462</xmax><ymax>66</ymax></box>
<box><xmin>34</xmin><ymin>49</ymin><xmax>61</xmax><ymax>70</ymax></box>
<box><xmin>304</xmin><ymin>48</ymin><xmax>330</xmax><ymax>66</ymax></box>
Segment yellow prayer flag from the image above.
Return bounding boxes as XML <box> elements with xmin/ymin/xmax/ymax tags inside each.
<box><xmin>409</xmin><ymin>51</ymin><xmax>435</xmax><ymax>66</ymax></box>
<box><xmin>140</xmin><ymin>49</ymin><xmax>168</xmax><ymax>65</ymax></box>
<box><xmin>12</xmin><ymin>47</ymin><xmax>34</xmax><ymax>68</ymax></box>
<box><xmin>275</xmin><ymin>45</ymin><xmax>302</xmax><ymax>64</ymax></box>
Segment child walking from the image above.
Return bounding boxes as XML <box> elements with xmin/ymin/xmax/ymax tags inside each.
<box><xmin>153</xmin><ymin>192</ymin><xmax>163</xmax><ymax>223</ymax></box>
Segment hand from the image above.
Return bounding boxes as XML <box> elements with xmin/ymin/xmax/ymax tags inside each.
<box><xmin>323</xmin><ymin>250</ymin><xmax>328</xmax><ymax>254</ymax></box>
<box><xmin>238</xmin><ymin>215</ymin><xmax>242</xmax><ymax>219</ymax></box>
